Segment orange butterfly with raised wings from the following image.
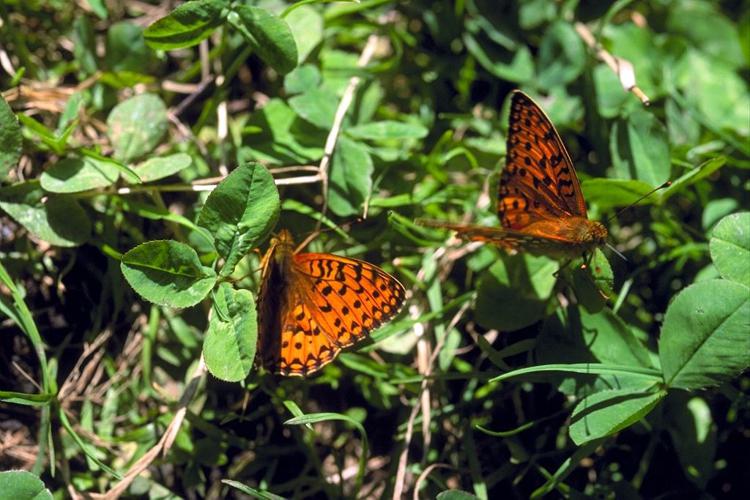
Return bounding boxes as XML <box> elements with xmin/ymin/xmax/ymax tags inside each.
<box><xmin>420</xmin><ymin>90</ymin><xmax>608</xmax><ymax>259</ymax></box>
<box><xmin>257</xmin><ymin>229</ymin><xmax>406</xmax><ymax>376</ymax></box>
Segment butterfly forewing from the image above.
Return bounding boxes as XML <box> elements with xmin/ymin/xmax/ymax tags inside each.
<box><xmin>499</xmin><ymin>91</ymin><xmax>587</xmax><ymax>229</ymax></box>
<box><xmin>258</xmin><ymin>231</ymin><xmax>406</xmax><ymax>376</ymax></box>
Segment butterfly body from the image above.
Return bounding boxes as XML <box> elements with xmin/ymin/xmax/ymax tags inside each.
<box><xmin>419</xmin><ymin>90</ymin><xmax>608</xmax><ymax>259</ymax></box>
<box><xmin>257</xmin><ymin>229</ymin><xmax>405</xmax><ymax>376</ymax></box>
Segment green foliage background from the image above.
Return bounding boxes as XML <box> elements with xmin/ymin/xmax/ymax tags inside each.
<box><xmin>0</xmin><ymin>0</ymin><xmax>748</xmax><ymax>498</ymax></box>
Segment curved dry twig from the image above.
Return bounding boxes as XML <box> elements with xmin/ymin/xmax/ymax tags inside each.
<box><xmin>575</xmin><ymin>22</ymin><xmax>651</xmax><ymax>105</ymax></box>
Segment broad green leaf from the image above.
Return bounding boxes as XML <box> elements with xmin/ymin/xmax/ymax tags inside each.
<box><xmin>229</xmin><ymin>5</ymin><xmax>298</xmax><ymax>74</ymax></box>
<box><xmin>536</xmin><ymin>21</ymin><xmax>585</xmax><ymax>89</ymax></box>
<box><xmin>672</xmin><ymin>51</ymin><xmax>750</xmax><ymax>139</ymax></box>
<box><xmin>197</xmin><ymin>163</ymin><xmax>280</xmax><ymax>277</ymax></box>
<box><xmin>40</xmin><ymin>156</ymin><xmax>120</xmax><ymax>193</ymax></box>
<box><xmin>702</xmin><ymin>198</ymin><xmax>739</xmax><ymax>231</ymax></box>
<box><xmin>569</xmin><ymin>249</ymin><xmax>613</xmax><ymax>313</ymax></box>
<box><xmin>578</xmin><ymin>307</ymin><xmax>654</xmax><ymax>368</ymax></box>
<box><xmin>107</xmin><ymin>93</ymin><xmax>168</xmax><ymax>163</ymax></box>
<box><xmin>0</xmin><ymin>95</ymin><xmax>22</xmax><ymax>179</ymax></box>
<box><xmin>665</xmin><ymin>394</ymin><xmax>717</xmax><ymax>489</ymax></box>
<box><xmin>72</xmin><ymin>16</ymin><xmax>97</xmax><ymax>75</ymax></box>
<box><xmin>105</xmin><ymin>21</ymin><xmax>156</xmax><ymax>73</ymax></box>
<box><xmin>536</xmin><ymin>313</ymin><xmax>662</xmax><ymax>398</ymax></box>
<box><xmin>288</xmin><ymin>87</ymin><xmax>338</xmax><ymax>129</ymax></box>
<box><xmin>581</xmin><ymin>178</ymin><xmax>658</xmax><ymax>209</ymax></box>
<box><xmin>241</xmin><ymin>98</ymin><xmax>323</xmax><ymax>163</ymax></box>
<box><xmin>121</xmin><ymin>240</ymin><xmax>217</xmax><ymax>308</ymax></box>
<box><xmin>463</xmin><ymin>31</ymin><xmax>533</xmax><ymax>83</ymax></box>
<box><xmin>0</xmin><ymin>470</ymin><xmax>52</xmax><ymax>500</ymax></box>
<box><xmin>475</xmin><ymin>254</ymin><xmax>558</xmax><ymax>332</ymax></box>
<box><xmin>709</xmin><ymin>212</ymin><xmax>750</xmax><ymax>287</ymax></box>
<box><xmin>602</xmin><ymin>22</ymin><xmax>658</xmax><ymax>95</ymax></box>
<box><xmin>285</xmin><ymin>4</ymin><xmax>322</xmax><ymax>63</ymax></box>
<box><xmin>593</xmin><ymin>64</ymin><xmax>630</xmax><ymax>118</ymax></box>
<box><xmin>346</xmin><ymin>121</ymin><xmax>429</xmax><ymax>141</ymax></box>
<box><xmin>0</xmin><ymin>181</ymin><xmax>90</xmax><ymax>247</ymax></box>
<box><xmin>665</xmin><ymin>97</ymin><xmax>701</xmax><ymax>146</ymax></box>
<box><xmin>203</xmin><ymin>284</ymin><xmax>257</xmax><ymax>382</ymax></box>
<box><xmin>143</xmin><ymin>0</ymin><xmax>226</xmax><ymax>50</ymax></box>
<box><xmin>610</xmin><ymin>109</ymin><xmax>670</xmax><ymax>186</ymax></box>
<box><xmin>666</xmin><ymin>1</ymin><xmax>744</xmax><ymax>68</ymax></box>
<box><xmin>284</xmin><ymin>64</ymin><xmax>321</xmax><ymax>95</ymax></box>
<box><xmin>569</xmin><ymin>386</ymin><xmax>666</xmax><ymax>445</ymax></box>
<box><xmin>132</xmin><ymin>153</ymin><xmax>193</xmax><ymax>183</ymax></box>
<box><xmin>660</xmin><ymin>279</ymin><xmax>750</xmax><ymax>389</ymax></box>
<box><xmin>328</xmin><ymin>137</ymin><xmax>372</xmax><ymax>217</ymax></box>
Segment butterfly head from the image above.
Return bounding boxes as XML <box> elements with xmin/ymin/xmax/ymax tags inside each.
<box><xmin>269</xmin><ymin>229</ymin><xmax>296</xmax><ymax>251</ymax></box>
<box><xmin>585</xmin><ymin>220</ymin><xmax>609</xmax><ymax>247</ymax></box>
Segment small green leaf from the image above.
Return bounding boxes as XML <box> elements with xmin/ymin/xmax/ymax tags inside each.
<box><xmin>593</xmin><ymin>64</ymin><xmax>630</xmax><ymax>118</ymax></box>
<box><xmin>143</xmin><ymin>0</ymin><xmax>226</xmax><ymax>50</ymax></box>
<box><xmin>203</xmin><ymin>284</ymin><xmax>257</xmax><ymax>382</ymax></box>
<box><xmin>40</xmin><ymin>156</ymin><xmax>120</xmax><ymax>193</ymax></box>
<box><xmin>347</xmin><ymin>121</ymin><xmax>429</xmax><ymax>141</ymax></box>
<box><xmin>133</xmin><ymin>153</ymin><xmax>193</xmax><ymax>183</ymax></box>
<box><xmin>229</xmin><ymin>5</ymin><xmax>298</xmax><ymax>74</ymax></box>
<box><xmin>284</xmin><ymin>64</ymin><xmax>321</xmax><ymax>95</ymax></box>
<box><xmin>475</xmin><ymin>254</ymin><xmax>558</xmax><ymax>332</ymax></box>
<box><xmin>285</xmin><ymin>4</ymin><xmax>322</xmax><ymax>63</ymax></box>
<box><xmin>569</xmin><ymin>249</ymin><xmax>613</xmax><ymax>313</ymax></box>
<box><xmin>328</xmin><ymin>137</ymin><xmax>373</xmax><ymax>217</ymax></box>
<box><xmin>121</xmin><ymin>240</ymin><xmax>217</xmax><ymax>308</ymax></box>
<box><xmin>709</xmin><ymin>212</ymin><xmax>750</xmax><ymax>287</ymax></box>
<box><xmin>105</xmin><ymin>21</ymin><xmax>156</xmax><ymax>73</ymax></box>
<box><xmin>437</xmin><ymin>491</ymin><xmax>481</xmax><ymax>500</ymax></box>
<box><xmin>702</xmin><ymin>198</ymin><xmax>739</xmax><ymax>231</ymax></box>
<box><xmin>660</xmin><ymin>279</ymin><xmax>750</xmax><ymax>389</ymax></box>
<box><xmin>581</xmin><ymin>178</ymin><xmax>658</xmax><ymax>210</ymax></box>
<box><xmin>569</xmin><ymin>386</ymin><xmax>666</xmax><ymax>445</ymax></box>
<box><xmin>288</xmin><ymin>87</ymin><xmax>338</xmax><ymax>129</ymax></box>
<box><xmin>0</xmin><ymin>470</ymin><xmax>53</xmax><ymax>500</ymax></box>
<box><xmin>660</xmin><ymin>157</ymin><xmax>726</xmax><ymax>202</ymax></box>
<box><xmin>0</xmin><ymin>181</ymin><xmax>90</xmax><ymax>247</ymax></box>
<box><xmin>197</xmin><ymin>163</ymin><xmax>280</xmax><ymax>277</ymax></box>
<box><xmin>665</xmin><ymin>394</ymin><xmax>717</xmax><ymax>489</ymax></box>
<box><xmin>536</xmin><ymin>21</ymin><xmax>585</xmax><ymax>89</ymax></box>
<box><xmin>463</xmin><ymin>31</ymin><xmax>533</xmax><ymax>83</ymax></box>
<box><xmin>0</xmin><ymin>95</ymin><xmax>22</xmax><ymax>179</ymax></box>
<box><xmin>107</xmin><ymin>93</ymin><xmax>168</xmax><ymax>163</ymax></box>
<box><xmin>610</xmin><ymin>109</ymin><xmax>671</xmax><ymax>186</ymax></box>
<box><xmin>578</xmin><ymin>307</ymin><xmax>654</xmax><ymax>368</ymax></box>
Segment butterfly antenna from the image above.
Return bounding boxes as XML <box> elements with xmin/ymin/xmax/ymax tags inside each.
<box><xmin>606</xmin><ymin>242</ymin><xmax>628</xmax><ymax>262</ymax></box>
<box><xmin>606</xmin><ymin>180</ymin><xmax>672</xmax><ymax>223</ymax></box>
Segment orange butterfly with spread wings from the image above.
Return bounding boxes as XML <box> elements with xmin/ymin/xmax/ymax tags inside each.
<box><xmin>420</xmin><ymin>90</ymin><xmax>608</xmax><ymax>260</ymax></box>
<box><xmin>257</xmin><ymin>229</ymin><xmax>406</xmax><ymax>376</ymax></box>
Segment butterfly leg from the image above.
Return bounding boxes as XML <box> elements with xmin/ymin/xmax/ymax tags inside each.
<box><xmin>553</xmin><ymin>259</ymin><xmax>573</xmax><ymax>279</ymax></box>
